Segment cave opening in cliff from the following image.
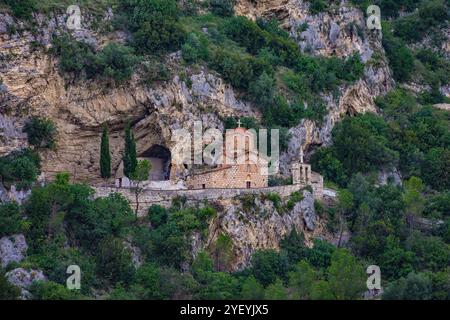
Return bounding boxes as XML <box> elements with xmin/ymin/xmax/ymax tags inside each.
<box><xmin>140</xmin><ymin>145</ymin><xmax>172</xmax><ymax>181</ymax></box>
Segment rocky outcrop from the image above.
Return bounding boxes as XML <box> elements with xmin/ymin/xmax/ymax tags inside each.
<box><xmin>0</xmin><ymin>11</ymin><xmax>257</xmax><ymax>184</ymax></box>
<box><xmin>0</xmin><ymin>234</ymin><xmax>28</xmax><ymax>268</ymax></box>
<box><xmin>0</xmin><ymin>0</ymin><xmax>393</xmax><ymax>182</ymax></box>
<box><xmin>236</xmin><ymin>1</ymin><xmax>393</xmax><ymax>172</ymax></box>
<box><xmin>206</xmin><ymin>191</ymin><xmax>330</xmax><ymax>270</ymax></box>
<box><xmin>5</xmin><ymin>268</ymin><xmax>46</xmax><ymax>299</ymax></box>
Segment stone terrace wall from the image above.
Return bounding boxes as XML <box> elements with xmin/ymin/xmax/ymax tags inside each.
<box><xmin>94</xmin><ymin>184</ymin><xmax>310</xmax><ymax>216</ymax></box>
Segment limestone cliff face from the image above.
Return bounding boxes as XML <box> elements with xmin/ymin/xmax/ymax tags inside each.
<box><xmin>0</xmin><ymin>1</ymin><xmax>392</xmax><ymax>182</ymax></box>
<box><xmin>235</xmin><ymin>0</ymin><xmax>393</xmax><ymax>170</ymax></box>
<box><xmin>0</xmin><ymin>12</ymin><xmax>259</xmax><ymax>184</ymax></box>
<box><xmin>203</xmin><ymin>191</ymin><xmax>334</xmax><ymax>270</ymax></box>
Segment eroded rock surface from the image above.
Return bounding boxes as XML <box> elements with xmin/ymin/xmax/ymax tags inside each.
<box><xmin>0</xmin><ymin>234</ymin><xmax>28</xmax><ymax>268</ymax></box>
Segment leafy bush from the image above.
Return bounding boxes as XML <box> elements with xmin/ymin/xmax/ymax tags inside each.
<box><xmin>30</xmin><ymin>281</ymin><xmax>84</xmax><ymax>300</ymax></box>
<box><xmin>250</xmin><ymin>250</ymin><xmax>289</xmax><ymax>287</ymax></box>
<box><xmin>0</xmin><ymin>202</ymin><xmax>23</xmax><ymax>237</ymax></box>
<box><xmin>23</xmin><ymin>117</ymin><xmax>57</xmax><ymax>149</ymax></box>
<box><xmin>94</xmin><ymin>43</ymin><xmax>140</xmax><ymax>84</ymax></box>
<box><xmin>51</xmin><ymin>34</ymin><xmax>97</xmax><ymax>77</ymax></box>
<box><xmin>0</xmin><ymin>149</ymin><xmax>40</xmax><ymax>190</ymax></box>
<box><xmin>210</xmin><ymin>0</ymin><xmax>235</xmax><ymax>17</ymax></box>
<box><xmin>248</xmin><ymin>71</ymin><xmax>276</xmax><ymax>109</ymax></box>
<box><xmin>382</xmin><ymin>30</ymin><xmax>415</xmax><ymax>82</ymax></box>
<box><xmin>308</xmin><ymin>0</ymin><xmax>328</xmax><ymax>14</ymax></box>
<box><xmin>96</xmin><ymin>236</ymin><xmax>135</xmax><ymax>285</ymax></box>
<box><xmin>393</xmin><ymin>0</ymin><xmax>449</xmax><ymax>43</ymax></box>
<box><xmin>383</xmin><ymin>272</ymin><xmax>433</xmax><ymax>300</ymax></box>
<box><xmin>118</xmin><ymin>0</ymin><xmax>185</xmax><ymax>54</ymax></box>
<box><xmin>52</xmin><ymin>34</ymin><xmax>139</xmax><ymax>84</ymax></box>
<box><xmin>182</xmin><ymin>33</ymin><xmax>210</xmax><ymax>63</ymax></box>
<box><xmin>1</xmin><ymin>0</ymin><xmax>37</xmax><ymax>19</ymax></box>
<box><xmin>0</xmin><ymin>272</ymin><xmax>21</xmax><ymax>300</ymax></box>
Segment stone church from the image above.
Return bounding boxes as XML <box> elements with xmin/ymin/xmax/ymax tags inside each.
<box><xmin>186</xmin><ymin>124</ymin><xmax>269</xmax><ymax>189</ymax></box>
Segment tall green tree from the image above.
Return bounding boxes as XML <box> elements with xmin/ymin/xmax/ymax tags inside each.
<box><xmin>100</xmin><ymin>125</ymin><xmax>111</xmax><ymax>179</ymax></box>
<box><xmin>327</xmin><ymin>249</ymin><xmax>366</xmax><ymax>300</ymax></box>
<box><xmin>131</xmin><ymin>159</ymin><xmax>152</xmax><ymax>216</ymax></box>
<box><xmin>123</xmin><ymin>124</ymin><xmax>137</xmax><ymax>179</ymax></box>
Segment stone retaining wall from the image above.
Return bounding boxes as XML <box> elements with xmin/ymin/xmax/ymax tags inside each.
<box><xmin>94</xmin><ymin>184</ymin><xmax>317</xmax><ymax>216</ymax></box>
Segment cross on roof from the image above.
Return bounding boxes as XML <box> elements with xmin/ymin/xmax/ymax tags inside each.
<box><xmin>237</xmin><ymin>119</ymin><xmax>242</xmax><ymax>128</ymax></box>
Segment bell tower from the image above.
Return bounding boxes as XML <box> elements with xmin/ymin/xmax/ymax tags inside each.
<box><xmin>292</xmin><ymin>146</ymin><xmax>311</xmax><ymax>185</ymax></box>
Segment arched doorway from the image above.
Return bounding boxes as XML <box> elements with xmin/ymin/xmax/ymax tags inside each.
<box><xmin>140</xmin><ymin>145</ymin><xmax>172</xmax><ymax>181</ymax></box>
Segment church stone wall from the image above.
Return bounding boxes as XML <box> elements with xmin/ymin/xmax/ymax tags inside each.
<box><xmin>186</xmin><ymin>164</ymin><xmax>268</xmax><ymax>190</ymax></box>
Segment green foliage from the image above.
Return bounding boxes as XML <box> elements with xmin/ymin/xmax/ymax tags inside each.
<box><xmin>264</xmin><ymin>278</ymin><xmax>288</xmax><ymax>300</ymax></box>
<box><xmin>51</xmin><ymin>34</ymin><xmax>97</xmax><ymax>77</ymax></box>
<box><xmin>0</xmin><ymin>202</ymin><xmax>23</xmax><ymax>237</ymax></box>
<box><xmin>382</xmin><ymin>29</ymin><xmax>415</xmax><ymax>82</ymax></box>
<box><xmin>67</xmin><ymin>192</ymin><xmax>135</xmax><ymax>251</ymax></box>
<box><xmin>0</xmin><ymin>272</ymin><xmax>20</xmax><ymax>300</ymax></box>
<box><xmin>327</xmin><ymin>249</ymin><xmax>366</xmax><ymax>300</ymax></box>
<box><xmin>29</xmin><ymin>281</ymin><xmax>84</xmax><ymax>300</ymax></box>
<box><xmin>393</xmin><ymin>0</ymin><xmax>449</xmax><ymax>43</ymax></box>
<box><xmin>307</xmin><ymin>0</ymin><xmax>328</xmax><ymax>14</ymax></box>
<box><xmin>250</xmin><ymin>250</ymin><xmax>289</xmax><ymax>287</ymax></box>
<box><xmin>311</xmin><ymin>148</ymin><xmax>347</xmax><ymax>186</ymax></box>
<box><xmin>212</xmin><ymin>233</ymin><xmax>233</xmax><ymax>271</ymax></box>
<box><xmin>123</xmin><ymin>124</ymin><xmax>137</xmax><ymax>179</ymax></box>
<box><xmin>94</xmin><ymin>43</ymin><xmax>140</xmax><ymax>84</ymax></box>
<box><xmin>425</xmin><ymin>192</ymin><xmax>450</xmax><ymax>218</ymax></box>
<box><xmin>210</xmin><ymin>0</ymin><xmax>234</xmax><ymax>17</ymax></box>
<box><xmin>100</xmin><ymin>125</ymin><xmax>111</xmax><ymax>179</ymax></box>
<box><xmin>288</xmin><ymin>260</ymin><xmax>316</xmax><ymax>299</ymax></box>
<box><xmin>143</xmin><ymin>206</ymin><xmax>215</xmax><ymax>269</ymax></box>
<box><xmin>52</xmin><ymin>34</ymin><xmax>138</xmax><ymax>84</ymax></box>
<box><xmin>27</xmin><ymin>242</ymin><xmax>97</xmax><ymax>295</ymax></box>
<box><xmin>240</xmin><ymin>275</ymin><xmax>265</xmax><ymax>300</ymax></box>
<box><xmin>148</xmin><ymin>205</ymin><xmax>168</xmax><ymax>228</ymax></box>
<box><xmin>96</xmin><ymin>236</ymin><xmax>134</xmax><ymax>285</ymax></box>
<box><xmin>383</xmin><ymin>272</ymin><xmax>433</xmax><ymax>300</ymax></box>
<box><xmin>182</xmin><ymin>32</ymin><xmax>210</xmax><ymax>63</ymax></box>
<box><xmin>332</xmin><ymin>113</ymin><xmax>399</xmax><ymax>176</ymax></box>
<box><xmin>405</xmin><ymin>232</ymin><xmax>450</xmax><ymax>272</ymax></box>
<box><xmin>131</xmin><ymin>159</ymin><xmax>151</xmax><ymax>182</ymax></box>
<box><xmin>1</xmin><ymin>0</ymin><xmax>37</xmax><ymax>19</ymax></box>
<box><xmin>117</xmin><ymin>0</ymin><xmax>185</xmax><ymax>54</ymax></box>
<box><xmin>379</xmin><ymin>236</ymin><xmax>414</xmax><ymax>279</ymax></box>
<box><xmin>421</xmin><ymin>148</ymin><xmax>450</xmax><ymax>191</ymax></box>
<box><xmin>248</xmin><ymin>72</ymin><xmax>276</xmax><ymax>109</ymax></box>
<box><xmin>0</xmin><ymin>149</ymin><xmax>41</xmax><ymax>190</ymax></box>
<box><xmin>23</xmin><ymin>117</ymin><xmax>57</xmax><ymax>150</ymax></box>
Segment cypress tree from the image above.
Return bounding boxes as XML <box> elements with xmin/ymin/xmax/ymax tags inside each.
<box><xmin>100</xmin><ymin>124</ymin><xmax>111</xmax><ymax>179</ymax></box>
<box><xmin>123</xmin><ymin>124</ymin><xmax>137</xmax><ymax>178</ymax></box>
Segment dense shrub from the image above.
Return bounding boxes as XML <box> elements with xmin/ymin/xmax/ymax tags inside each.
<box><xmin>250</xmin><ymin>250</ymin><xmax>289</xmax><ymax>286</ymax></box>
<box><xmin>117</xmin><ymin>0</ymin><xmax>185</xmax><ymax>54</ymax></box>
<box><xmin>0</xmin><ymin>202</ymin><xmax>23</xmax><ymax>237</ymax></box>
<box><xmin>182</xmin><ymin>33</ymin><xmax>210</xmax><ymax>63</ymax></box>
<box><xmin>383</xmin><ymin>30</ymin><xmax>415</xmax><ymax>82</ymax></box>
<box><xmin>210</xmin><ymin>0</ymin><xmax>235</xmax><ymax>17</ymax></box>
<box><xmin>29</xmin><ymin>281</ymin><xmax>84</xmax><ymax>300</ymax></box>
<box><xmin>96</xmin><ymin>236</ymin><xmax>135</xmax><ymax>285</ymax></box>
<box><xmin>332</xmin><ymin>113</ymin><xmax>399</xmax><ymax>175</ymax></box>
<box><xmin>94</xmin><ymin>43</ymin><xmax>140</xmax><ymax>84</ymax></box>
<box><xmin>393</xmin><ymin>0</ymin><xmax>449</xmax><ymax>43</ymax></box>
<box><xmin>23</xmin><ymin>117</ymin><xmax>57</xmax><ymax>149</ymax></box>
<box><xmin>0</xmin><ymin>149</ymin><xmax>40</xmax><ymax>190</ymax></box>
<box><xmin>0</xmin><ymin>272</ymin><xmax>21</xmax><ymax>300</ymax></box>
<box><xmin>51</xmin><ymin>34</ymin><xmax>97</xmax><ymax>77</ymax></box>
<box><xmin>1</xmin><ymin>0</ymin><xmax>37</xmax><ymax>19</ymax></box>
<box><xmin>52</xmin><ymin>34</ymin><xmax>139</xmax><ymax>84</ymax></box>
